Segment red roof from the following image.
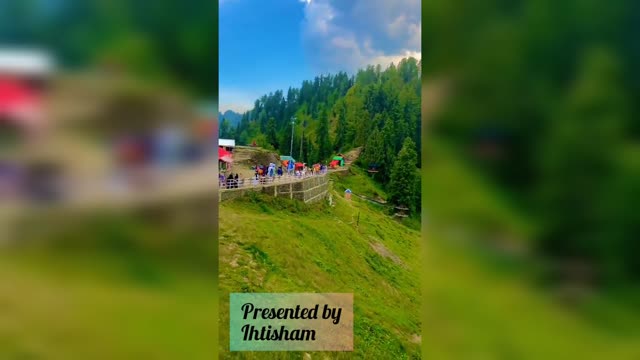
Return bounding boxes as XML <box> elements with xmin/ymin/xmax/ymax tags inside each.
<box><xmin>218</xmin><ymin>147</ymin><xmax>233</xmax><ymax>163</ymax></box>
<box><xmin>0</xmin><ymin>77</ymin><xmax>43</xmax><ymax>133</ymax></box>
<box><xmin>0</xmin><ymin>77</ymin><xmax>40</xmax><ymax>116</ymax></box>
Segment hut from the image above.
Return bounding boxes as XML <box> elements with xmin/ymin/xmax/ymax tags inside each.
<box><xmin>0</xmin><ymin>49</ymin><xmax>65</xmax><ymax>203</ymax></box>
<box><xmin>218</xmin><ymin>146</ymin><xmax>233</xmax><ymax>171</ymax></box>
<box><xmin>0</xmin><ymin>49</ymin><xmax>53</xmax><ymax>146</ymax></box>
<box><xmin>219</xmin><ymin>138</ymin><xmax>235</xmax><ymax>152</ymax></box>
<box><xmin>331</xmin><ymin>155</ymin><xmax>344</xmax><ymax>166</ymax></box>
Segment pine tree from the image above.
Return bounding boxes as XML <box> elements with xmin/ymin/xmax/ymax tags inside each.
<box><xmin>317</xmin><ymin>107</ymin><xmax>331</xmax><ymax>161</ymax></box>
<box><xmin>266</xmin><ymin>117</ymin><xmax>278</xmax><ymax>149</ymax></box>
<box><xmin>219</xmin><ymin>117</ymin><xmax>230</xmax><ymax>138</ymax></box>
<box><xmin>388</xmin><ymin>138</ymin><xmax>419</xmax><ymax>213</ymax></box>
<box><xmin>333</xmin><ymin>99</ymin><xmax>347</xmax><ymax>151</ymax></box>
<box><xmin>362</xmin><ymin>128</ymin><xmax>384</xmax><ymax>171</ymax></box>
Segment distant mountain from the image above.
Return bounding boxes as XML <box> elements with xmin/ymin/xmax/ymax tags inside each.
<box><xmin>219</xmin><ymin>110</ymin><xmax>242</xmax><ymax>126</ymax></box>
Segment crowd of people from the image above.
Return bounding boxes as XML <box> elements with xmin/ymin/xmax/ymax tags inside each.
<box><xmin>219</xmin><ymin>161</ymin><xmax>329</xmax><ymax>190</ymax></box>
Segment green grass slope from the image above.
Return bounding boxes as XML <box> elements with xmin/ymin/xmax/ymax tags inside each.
<box><xmin>0</xmin><ymin>212</ymin><xmax>216</xmax><ymax>359</ymax></box>
<box><xmin>219</xmin><ymin>170</ymin><xmax>422</xmax><ymax>359</ymax></box>
<box><xmin>423</xmin><ymin>140</ymin><xmax>640</xmax><ymax>359</ymax></box>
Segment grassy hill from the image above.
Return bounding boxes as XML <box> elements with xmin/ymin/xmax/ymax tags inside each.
<box><xmin>218</xmin><ymin>169</ymin><xmax>423</xmax><ymax>359</ymax></box>
<box><xmin>422</xmin><ymin>140</ymin><xmax>640</xmax><ymax>359</ymax></box>
<box><xmin>0</xmin><ymin>209</ymin><xmax>217</xmax><ymax>359</ymax></box>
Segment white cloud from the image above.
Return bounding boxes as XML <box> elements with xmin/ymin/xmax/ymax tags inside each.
<box><xmin>407</xmin><ymin>22</ymin><xmax>421</xmax><ymax>50</ymax></box>
<box><xmin>300</xmin><ymin>0</ymin><xmax>421</xmax><ymax>73</ymax></box>
<box><xmin>388</xmin><ymin>15</ymin><xmax>408</xmax><ymax>38</ymax></box>
<box><xmin>304</xmin><ymin>0</ymin><xmax>335</xmax><ymax>35</ymax></box>
<box><xmin>330</xmin><ymin>35</ymin><xmax>359</xmax><ymax>50</ymax></box>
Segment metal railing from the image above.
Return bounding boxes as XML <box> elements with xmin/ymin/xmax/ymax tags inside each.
<box><xmin>219</xmin><ymin>170</ymin><xmax>329</xmax><ymax>190</ymax></box>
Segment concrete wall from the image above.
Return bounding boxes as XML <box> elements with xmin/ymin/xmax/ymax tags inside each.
<box><xmin>220</xmin><ymin>174</ymin><xmax>330</xmax><ymax>204</ymax></box>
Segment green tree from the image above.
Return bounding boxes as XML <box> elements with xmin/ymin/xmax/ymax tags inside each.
<box><xmin>361</xmin><ymin>128</ymin><xmax>385</xmax><ymax>172</ymax></box>
<box><xmin>219</xmin><ymin>117</ymin><xmax>231</xmax><ymax>138</ymax></box>
<box><xmin>332</xmin><ymin>99</ymin><xmax>347</xmax><ymax>151</ymax></box>
<box><xmin>317</xmin><ymin>107</ymin><xmax>331</xmax><ymax>161</ymax></box>
<box><xmin>251</xmin><ymin>133</ymin><xmax>273</xmax><ymax>151</ymax></box>
<box><xmin>344</xmin><ymin>87</ymin><xmax>369</xmax><ymax>147</ymax></box>
<box><xmin>388</xmin><ymin>138</ymin><xmax>419</xmax><ymax>213</ymax></box>
<box><xmin>266</xmin><ymin>117</ymin><xmax>278</xmax><ymax>149</ymax></box>
<box><xmin>537</xmin><ymin>47</ymin><xmax>628</xmax><ymax>272</ymax></box>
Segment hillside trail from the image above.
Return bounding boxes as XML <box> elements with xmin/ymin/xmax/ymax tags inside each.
<box><xmin>342</xmin><ymin>147</ymin><xmax>362</xmax><ymax>165</ymax></box>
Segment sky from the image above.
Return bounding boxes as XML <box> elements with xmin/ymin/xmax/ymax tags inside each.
<box><xmin>219</xmin><ymin>0</ymin><xmax>421</xmax><ymax>114</ymax></box>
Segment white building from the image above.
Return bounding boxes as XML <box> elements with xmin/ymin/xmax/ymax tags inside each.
<box><xmin>0</xmin><ymin>48</ymin><xmax>54</xmax><ymax>77</ymax></box>
<box><xmin>219</xmin><ymin>138</ymin><xmax>235</xmax><ymax>150</ymax></box>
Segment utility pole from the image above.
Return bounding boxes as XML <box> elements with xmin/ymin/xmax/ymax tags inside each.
<box><xmin>290</xmin><ymin>116</ymin><xmax>296</xmax><ymax>157</ymax></box>
<box><xmin>300</xmin><ymin>120</ymin><xmax>304</xmax><ymax>162</ymax></box>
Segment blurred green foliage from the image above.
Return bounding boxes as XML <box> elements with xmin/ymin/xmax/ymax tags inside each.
<box><xmin>0</xmin><ymin>1</ymin><xmax>217</xmax><ymax>357</ymax></box>
<box><xmin>1</xmin><ymin>205</ymin><xmax>217</xmax><ymax>359</ymax></box>
<box><xmin>0</xmin><ymin>0</ymin><xmax>216</xmax><ymax>96</ymax></box>
<box><xmin>423</xmin><ymin>0</ymin><xmax>640</xmax><ymax>284</ymax></box>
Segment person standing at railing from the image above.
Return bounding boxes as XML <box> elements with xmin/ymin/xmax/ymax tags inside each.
<box><xmin>287</xmin><ymin>160</ymin><xmax>294</xmax><ymax>175</ymax></box>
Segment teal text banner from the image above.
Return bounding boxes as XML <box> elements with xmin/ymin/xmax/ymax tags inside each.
<box><xmin>229</xmin><ymin>293</ymin><xmax>353</xmax><ymax>351</ymax></box>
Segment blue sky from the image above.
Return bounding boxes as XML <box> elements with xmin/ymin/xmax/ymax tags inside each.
<box><xmin>219</xmin><ymin>0</ymin><xmax>421</xmax><ymax>113</ymax></box>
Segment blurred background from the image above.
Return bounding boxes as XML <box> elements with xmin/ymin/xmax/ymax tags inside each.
<box><xmin>422</xmin><ymin>0</ymin><xmax>640</xmax><ymax>358</ymax></box>
<box><xmin>0</xmin><ymin>1</ymin><xmax>217</xmax><ymax>358</ymax></box>
<box><xmin>3</xmin><ymin>0</ymin><xmax>640</xmax><ymax>359</ymax></box>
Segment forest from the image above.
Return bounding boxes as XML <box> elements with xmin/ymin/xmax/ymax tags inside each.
<box><xmin>423</xmin><ymin>0</ymin><xmax>640</xmax><ymax>284</ymax></box>
<box><xmin>220</xmin><ymin>57</ymin><xmax>422</xmax><ymax>212</ymax></box>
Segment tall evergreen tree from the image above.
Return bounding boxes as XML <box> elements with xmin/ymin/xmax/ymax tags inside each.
<box><xmin>317</xmin><ymin>107</ymin><xmax>331</xmax><ymax>161</ymax></box>
<box><xmin>219</xmin><ymin>118</ymin><xmax>231</xmax><ymax>138</ymax></box>
<box><xmin>361</xmin><ymin>128</ymin><xmax>385</xmax><ymax>171</ymax></box>
<box><xmin>332</xmin><ymin>99</ymin><xmax>347</xmax><ymax>152</ymax></box>
<box><xmin>388</xmin><ymin>138</ymin><xmax>419</xmax><ymax>213</ymax></box>
<box><xmin>266</xmin><ymin>117</ymin><xmax>278</xmax><ymax>149</ymax></box>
